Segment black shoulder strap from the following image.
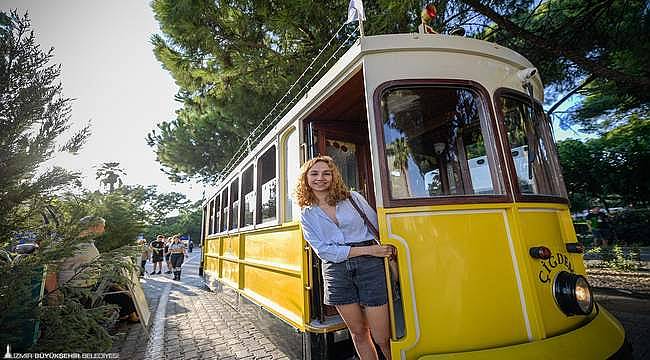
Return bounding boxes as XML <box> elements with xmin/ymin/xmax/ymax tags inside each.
<box><xmin>348</xmin><ymin>195</ymin><xmax>380</xmax><ymax>240</ymax></box>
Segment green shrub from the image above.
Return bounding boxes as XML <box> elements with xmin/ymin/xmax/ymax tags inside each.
<box><xmin>586</xmin><ymin>245</ymin><xmax>640</xmax><ymax>271</ymax></box>
<box><xmin>611</xmin><ymin>209</ymin><xmax>650</xmax><ymax>246</ymax></box>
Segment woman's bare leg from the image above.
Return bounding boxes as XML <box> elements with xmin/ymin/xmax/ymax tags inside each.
<box><xmin>336</xmin><ymin>303</ymin><xmax>378</xmax><ymax>360</ymax></box>
<box><xmin>365</xmin><ymin>304</ymin><xmax>391</xmax><ymax>360</ymax></box>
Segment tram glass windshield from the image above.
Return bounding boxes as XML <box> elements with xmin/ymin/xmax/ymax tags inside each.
<box><xmin>499</xmin><ymin>95</ymin><xmax>566</xmax><ymax>197</ymax></box>
<box><xmin>380</xmin><ymin>86</ymin><xmax>502</xmax><ymax>199</ymax></box>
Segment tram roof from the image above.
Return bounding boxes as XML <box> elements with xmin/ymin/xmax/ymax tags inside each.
<box><xmin>203</xmin><ymin>33</ymin><xmax>538</xmax><ymax>204</ymax></box>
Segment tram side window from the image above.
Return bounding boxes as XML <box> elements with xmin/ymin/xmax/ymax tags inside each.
<box><xmin>230</xmin><ymin>178</ymin><xmax>240</xmax><ymax>230</ymax></box>
<box><xmin>221</xmin><ymin>188</ymin><xmax>229</xmax><ymax>232</ymax></box>
<box><xmin>381</xmin><ymin>86</ymin><xmax>501</xmax><ymax>199</ymax></box>
<box><xmin>213</xmin><ymin>194</ymin><xmax>221</xmax><ymax>234</ymax></box>
<box><xmin>500</xmin><ymin>96</ymin><xmax>564</xmax><ymax>197</ymax></box>
<box><xmin>203</xmin><ymin>204</ymin><xmax>210</xmax><ymax>237</ymax></box>
<box><xmin>207</xmin><ymin>200</ymin><xmax>214</xmax><ymax>235</ymax></box>
<box><xmin>242</xmin><ymin>165</ymin><xmax>255</xmax><ymax>227</ymax></box>
<box><xmin>257</xmin><ymin>146</ymin><xmax>277</xmax><ymax>224</ymax></box>
<box><xmin>283</xmin><ymin>129</ymin><xmax>300</xmax><ymax>222</ymax></box>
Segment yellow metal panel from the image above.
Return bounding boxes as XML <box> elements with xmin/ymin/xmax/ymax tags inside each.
<box><xmin>205</xmin><ymin>257</ymin><xmax>219</xmax><ymax>273</ymax></box>
<box><xmin>205</xmin><ymin>236</ymin><xmax>220</xmax><ymax>255</ymax></box>
<box><xmin>386</xmin><ymin>208</ymin><xmax>529</xmax><ymax>358</ymax></box>
<box><xmin>243</xmin><ymin>266</ymin><xmax>304</xmax><ymax>328</ymax></box>
<box><xmin>202</xmin><ymin>226</ymin><xmax>308</xmax><ymax>329</ymax></box>
<box><xmin>244</xmin><ymin>225</ymin><xmax>302</xmax><ymax>269</ymax></box>
<box><xmin>221</xmin><ymin>258</ymin><xmax>239</xmax><ymax>287</ymax></box>
<box><xmin>416</xmin><ymin>307</ymin><xmax>624</xmax><ymax>359</ymax></box>
<box><xmin>222</xmin><ymin>235</ymin><xmax>239</xmax><ymax>258</ymax></box>
<box><xmin>516</xmin><ymin>206</ymin><xmax>587</xmax><ymax>337</ymax></box>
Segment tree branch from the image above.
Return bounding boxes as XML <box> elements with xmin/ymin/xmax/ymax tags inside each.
<box><xmin>547</xmin><ymin>74</ymin><xmax>596</xmax><ymax>115</ymax></box>
<box><xmin>459</xmin><ymin>0</ymin><xmax>650</xmax><ymax>89</ymax></box>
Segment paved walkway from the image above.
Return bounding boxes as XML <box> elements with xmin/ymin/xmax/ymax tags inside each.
<box><xmin>111</xmin><ymin>250</ymin><xmax>292</xmax><ymax>360</ymax></box>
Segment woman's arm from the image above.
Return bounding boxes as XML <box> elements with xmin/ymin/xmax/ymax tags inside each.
<box><xmin>300</xmin><ymin>211</ymin><xmax>351</xmax><ymax>263</ymax></box>
<box><xmin>348</xmin><ymin>245</ymin><xmax>394</xmax><ymax>258</ymax></box>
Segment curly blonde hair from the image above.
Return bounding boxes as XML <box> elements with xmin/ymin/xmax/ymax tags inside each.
<box><xmin>295</xmin><ymin>156</ymin><xmax>350</xmax><ymax>207</ymax></box>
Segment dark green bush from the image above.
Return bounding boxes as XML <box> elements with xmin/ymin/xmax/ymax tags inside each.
<box><xmin>611</xmin><ymin>209</ymin><xmax>650</xmax><ymax>246</ymax></box>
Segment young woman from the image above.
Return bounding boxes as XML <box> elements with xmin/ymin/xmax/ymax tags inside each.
<box><xmin>168</xmin><ymin>235</ymin><xmax>188</xmax><ymax>281</ymax></box>
<box><xmin>296</xmin><ymin>156</ymin><xmax>394</xmax><ymax>360</ymax></box>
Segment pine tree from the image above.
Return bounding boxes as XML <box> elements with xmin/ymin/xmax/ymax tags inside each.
<box><xmin>0</xmin><ymin>10</ymin><xmax>90</xmax><ymax>236</ymax></box>
<box><xmin>0</xmin><ymin>11</ymin><xmax>134</xmax><ymax>352</ymax></box>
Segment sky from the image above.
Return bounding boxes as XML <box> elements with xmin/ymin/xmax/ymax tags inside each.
<box><xmin>3</xmin><ymin>0</ymin><xmax>206</xmax><ymax>201</ymax></box>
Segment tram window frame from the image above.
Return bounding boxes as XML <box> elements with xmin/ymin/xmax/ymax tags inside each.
<box><xmin>213</xmin><ymin>194</ymin><xmax>221</xmax><ymax>235</ymax></box>
<box><xmin>241</xmin><ymin>164</ymin><xmax>256</xmax><ymax>229</ymax></box>
<box><xmin>229</xmin><ymin>178</ymin><xmax>240</xmax><ymax>231</ymax></box>
<box><xmin>256</xmin><ymin>144</ymin><xmax>278</xmax><ymax>225</ymax></box>
<box><xmin>220</xmin><ymin>187</ymin><xmax>229</xmax><ymax>233</ymax></box>
<box><xmin>494</xmin><ymin>88</ymin><xmax>568</xmax><ymax>204</ymax></box>
<box><xmin>203</xmin><ymin>203</ymin><xmax>210</xmax><ymax>237</ymax></box>
<box><xmin>373</xmin><ymin>80</ymin><xmax>511</xmax><ymax>208</ymax></box>
<box><xmin>207</xmin><ymin>199</ymin><xmax>214</xmax><ymax>235</ymax></box>
<box><xmin>281</xmin><ymin>127</ymin><xmax>301</xmax><ymax>223</ymax></box>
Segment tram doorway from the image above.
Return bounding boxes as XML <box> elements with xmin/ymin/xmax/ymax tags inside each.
<box><xmin>303</xmin><ymin>70</ymin><xmax>377</xmax><ymax>327</ymax></box>
<box><xmin>305</xmin><ymin>71</ymin><xmax>375</xmax><ymax>207</ymax></box>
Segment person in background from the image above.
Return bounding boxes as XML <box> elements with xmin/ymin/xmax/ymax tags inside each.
<box><xmin>188</xmin><ymin>241</ymin><xmax>194</xmax><ymax>253</ymax></box>
<box><xmin>586</xmin><ymin>206</ymin><xmax>611</xmax><ymax>247</ymax></box>
<box><xmin>149</xmin><ymin>235</ymin><xmax>166</xmax><ymax>275</ymax></box>
<box><xmin>138</xmin><ymin>239</ymin><xmax>151</xmax><ymax>277</ymax></box>
<box><xmin>296</xmin><ymin>156</ymin><xmax>394</xmax><ymax>360</ymax></box>
<box><xmin>168</xmin><ymin>235</ymin><xmax>188</xmax><ymax>281</ymax></box>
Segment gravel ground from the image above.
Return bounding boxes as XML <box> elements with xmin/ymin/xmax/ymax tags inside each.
<box><xmin>588</xmin><ymin>268</ymin><xmax>650</xmax><ymax>296</ymax></box>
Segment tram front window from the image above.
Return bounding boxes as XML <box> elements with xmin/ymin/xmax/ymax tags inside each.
<box><xmin>380</xmin><ymin>86</ymin><xmax>501</xmax><ymax>199</ymax></box>
<box><xmin>499</xmin><ymin>96</ymin><xmax>565</xmax><ymax>197</ymax></box>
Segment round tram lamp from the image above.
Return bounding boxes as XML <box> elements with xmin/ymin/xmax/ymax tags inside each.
<box><xmin>553</xmin><ymin>271</ymin><xmax>594</xmax><ymax>316</ymax></box>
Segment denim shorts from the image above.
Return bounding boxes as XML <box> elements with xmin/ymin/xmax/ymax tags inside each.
<box><xmin>322</xmin><ymin>241</ymin><xmax>389</xmax><ymax>307</ymax></box>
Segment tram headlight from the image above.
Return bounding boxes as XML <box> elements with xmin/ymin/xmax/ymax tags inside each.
<box><xmin>553</xmin><ymin>271</ymin><xmax>594</xmax><ymax>316</ymax></box>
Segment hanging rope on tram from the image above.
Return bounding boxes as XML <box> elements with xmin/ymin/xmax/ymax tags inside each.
<box><xmin>217</xmin><ymin>23</ymin><xmax>360</xmax><ymax>182</ymax></box>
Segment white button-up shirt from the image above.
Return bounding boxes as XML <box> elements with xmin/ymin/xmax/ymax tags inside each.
<box><xmin>300</xmin><ymin>191</ymin><xmax>379</xmax><ymax>263</ymax></box>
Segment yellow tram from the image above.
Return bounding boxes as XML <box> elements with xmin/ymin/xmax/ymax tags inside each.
<box><xmin>199</xmin><ymin>33</ymin><xmax>629</xmax><ymax>359</ymax></box>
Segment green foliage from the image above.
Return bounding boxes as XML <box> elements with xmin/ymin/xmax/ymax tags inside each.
<box><xmin>107</xmin><ymin>184</ymin><xmax>200</xmax><ymax>244</ymax></box>
<box><xmin>34</xmin><ymin>298</ymin><xmax>117</xmax><ymax>353</ymax></box>
<box><xmin>470</xmin><ymin>0</ymin><xmax>650</xmax><ymax>130</ymax></box>
<box><xmin>144</xmin><ymin>202</ymin><xmax>202</xmax><ymax>243</ymax></box>
<box><xmin>611</xmin><ymin>209</ymin><xmax>650</xmax><ymax>247</ymax></box>
<box><xmin>557</xmin><ymin>115</ymin><xmax>650</xmax><ymax>211</ymax></box>
<box><xmin>586</xmin><ymin>245</ymin><xmax>639</xmax><ymax>272</ymax></box>
<box><xmin>0</xmin><ymin>259</ymin><xmax>43</xmax><ymax>349</ymax></box>
<box><xmin>0</xmin><ymin>12</ymin><xmax>144</xmax><ymax>351</ymax></box>
<box><xmin>95</xmin><ymin>193</ymin><xmax>146</xmax><ymax>252</ymax></box>
<box><xmin>95</xmin><ymin>162</ymin><xmax>127</xmax><ymax>193</ymax></box>
<box><xmin>0</xmin><ymin>10</ymin><xmax>90</xmax><ymax>236</ymax></box>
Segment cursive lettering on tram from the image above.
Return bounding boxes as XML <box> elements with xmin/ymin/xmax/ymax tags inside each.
<box><xmin>538</xmin><ymin>252</ymin><xmax>574</xmax><ymax>283</ymax></box>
